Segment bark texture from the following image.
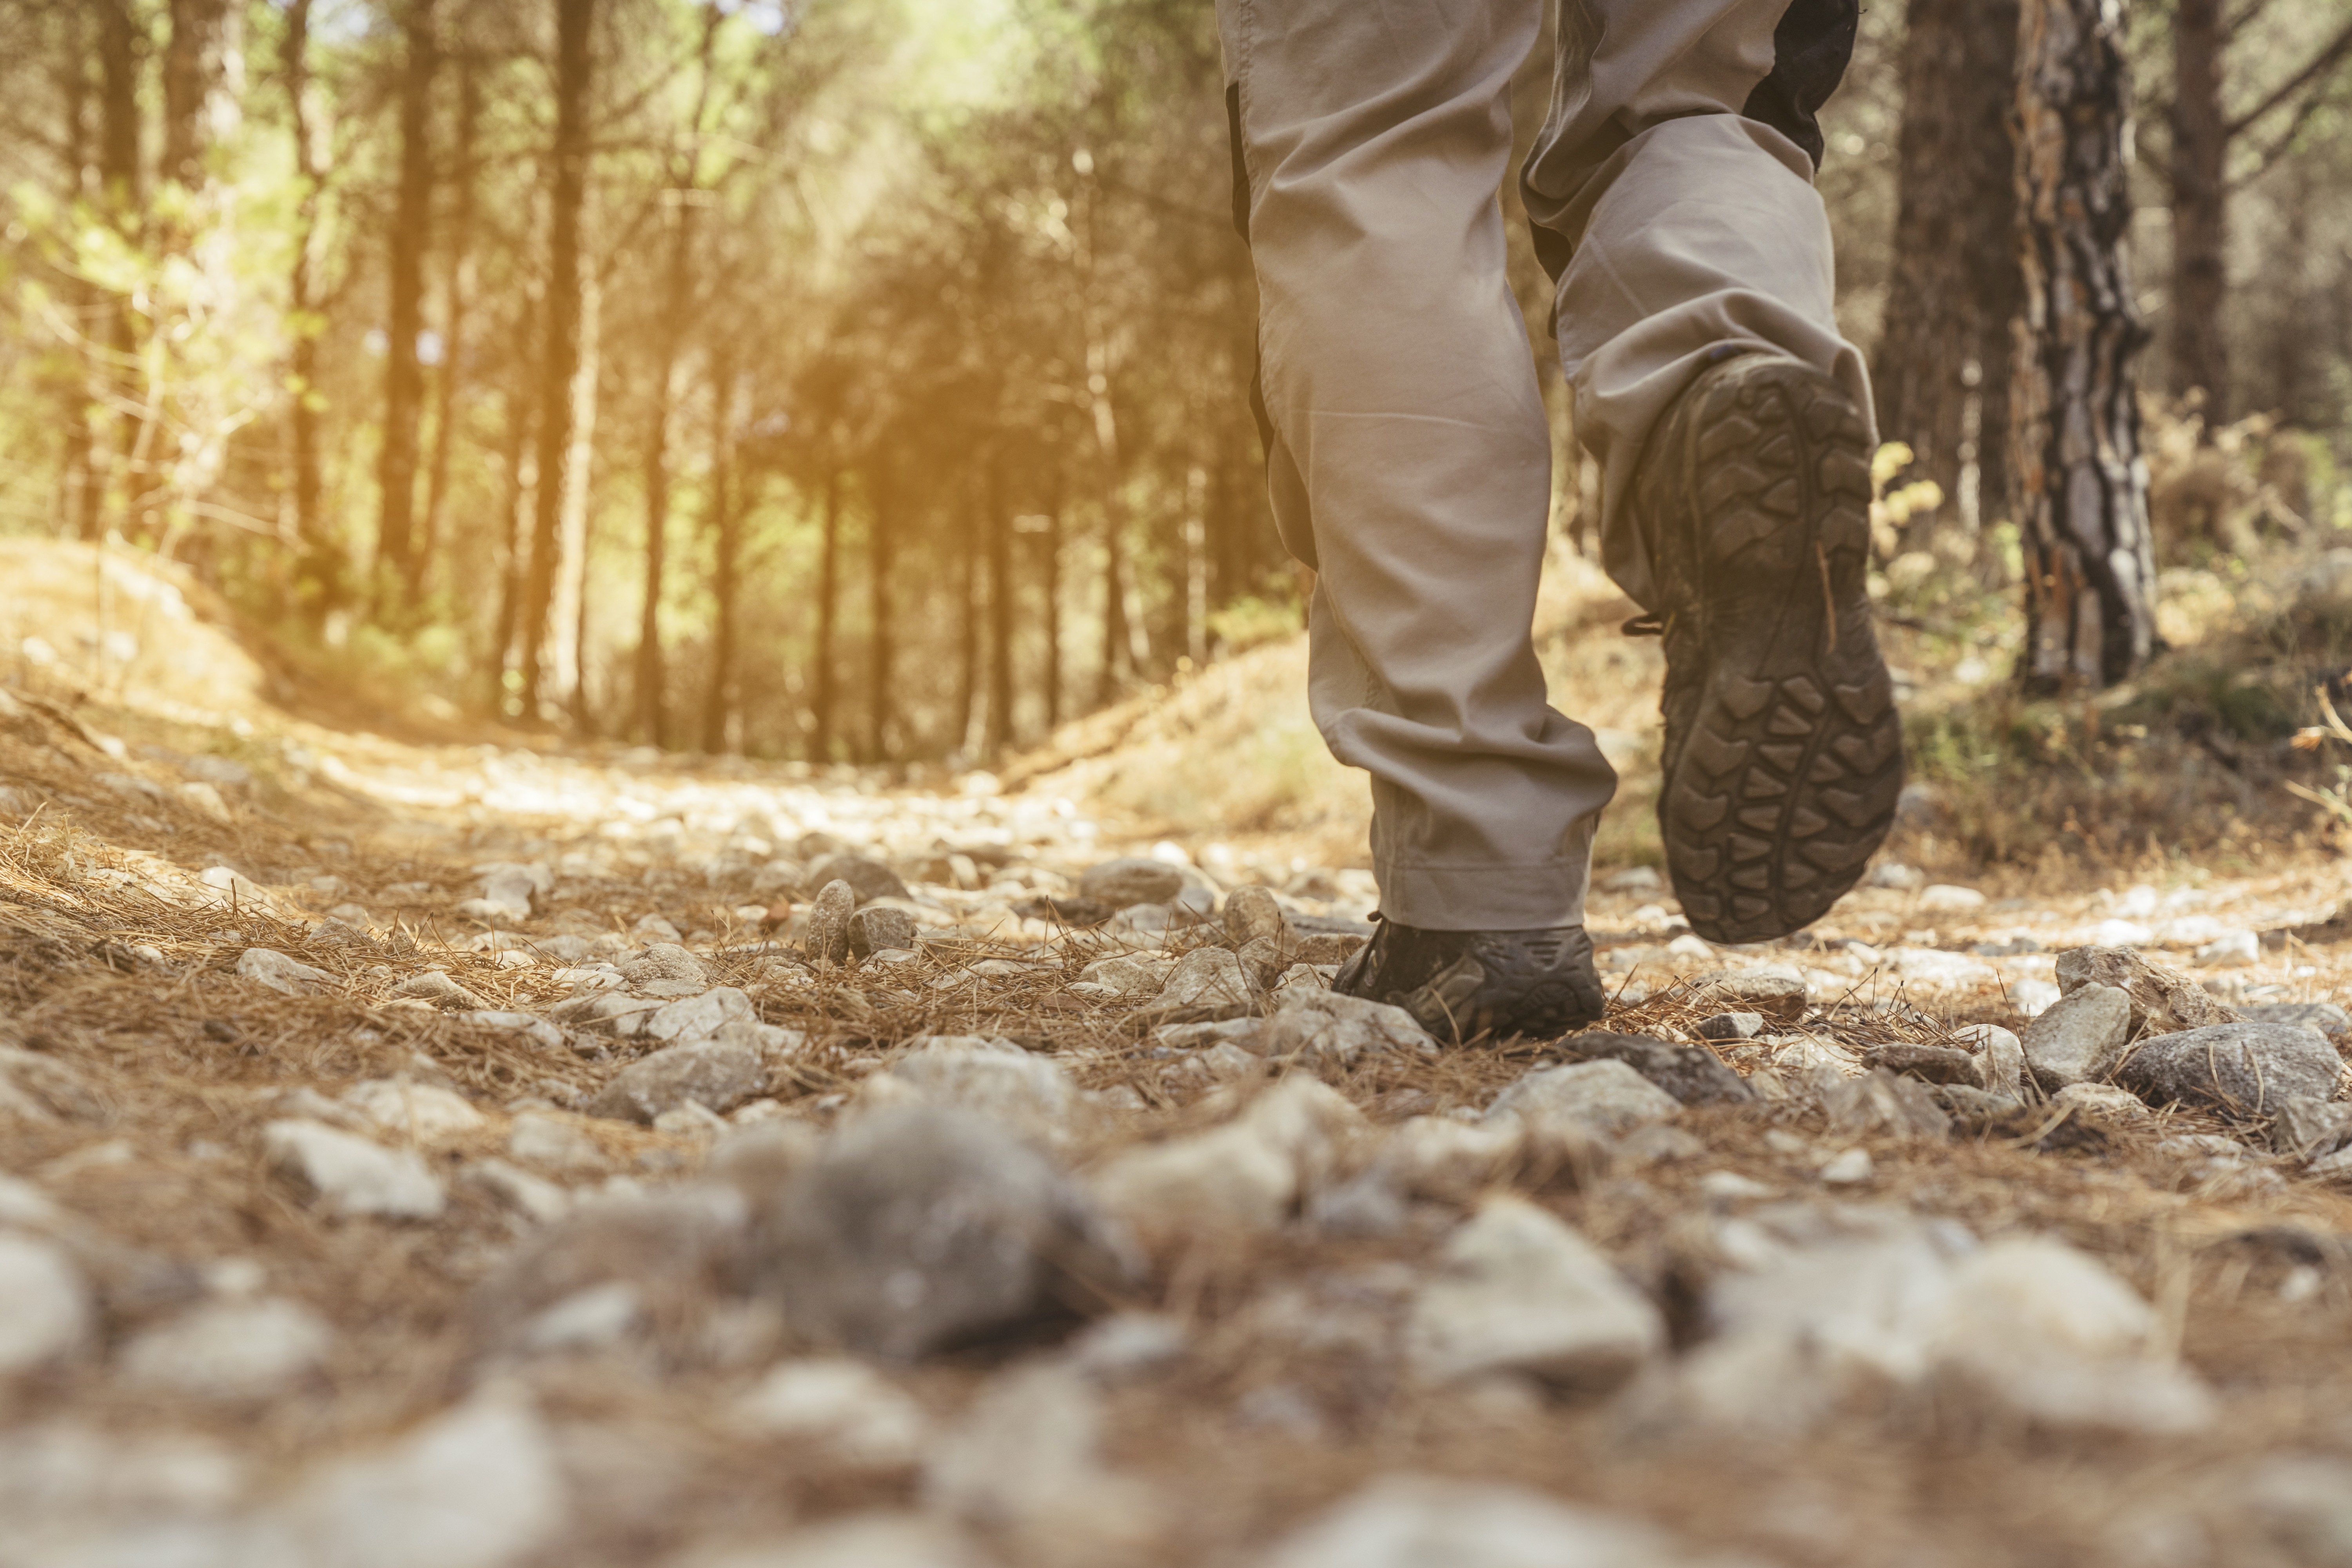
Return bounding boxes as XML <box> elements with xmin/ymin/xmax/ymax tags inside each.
<box><xmin>375</xmin><ymin>0</ymin><xmax>437</xmax><ymax>602</ymax></box>
<box><xmin>1871</xmin><ymin>0</ymin><xmax>2020</xmax><ymax>526</ymax></box>
<box><xmin>2010</xmin><ymin>0</ymin><xmax>2155</xmax><ymax>691</ymax></box>
<box><xmin>519</xmin><ymin>0</ymin><xmax>593</xmax><ymax>714</ymax></box>
<box><xmin>2168</xmin><ymin>0</ymin><xmax>2229</xmax><ymax>426</ymax></box>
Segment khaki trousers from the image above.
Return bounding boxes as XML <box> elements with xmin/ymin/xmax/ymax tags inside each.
<box><xmin>1223</xmin><ymin>0</ymin><xmax>1871</xmax><ymax>930</ymax></box>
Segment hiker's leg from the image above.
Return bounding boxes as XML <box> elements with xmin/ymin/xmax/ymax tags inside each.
<box><xmin>1221</xmin><ymin>0</ymin><xmax>1616</xmax><ymax>932</ymax></box>
<box><xmin>1524</xmin><ymin>0</ymin><xmax>1872</xmax><ymax>609</ymax></box>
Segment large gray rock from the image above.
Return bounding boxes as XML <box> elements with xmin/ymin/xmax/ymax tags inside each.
<box><xmin>583</xmin><ymin>1038</ymin><xmax>766</xmax><ymax>1124</ymax></box>
<box><xmin>1078</xmin><ymin>857</ymin><xmax>1184</xmax><ymax>909</ymax></box>
<box><xmin>1556</xmin><ymin>1031</ymin><xmax>1753</xmax><ymax>1105</ymax></box>
<box><xmin>1485</xmin><ymin>1059</ymin><xmax>1682</xmax><ymax>1138</ymax></box>
<box><xmin>2245</xmin><ymin>1000</ymin><xmax>2352</xmax><ymax>1039</ymax></box>
<box><xmin>1257</xmin><ymin>1476</ymin><xmax>1707</xmax><ymax>1568</ymax></box>
<box><xmin>2054</xmin><ymin>945</ymin><xmax>2239</xmax><ymax>1034</ymax></box>
<box><xmin>1404</xmin><ymin>1194</ymin><xmax>1664</xmax><ymax>1390</ymax></box>
<box><xmin>804</xmin><ymin>853</ymin><xmax>910</xmax><ymax>905</ymax></box>
<box><xmin>2116</xmin><ymin>1021</ymin><xmax>2344</xmax><ymax>1118</ymax></box>
<box><xmin>2021</xmin><ymin>981</ymin><xmax>2132</xmax><ymax>1089</ymax></box>
<box><xmin>750</xmin><ymin>1105</ymin><xmax>1134</xmax><ymax>1360</ymax></box>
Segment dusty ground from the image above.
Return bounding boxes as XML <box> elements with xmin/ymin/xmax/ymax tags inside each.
<box><xmin>6</xmin><ymin>551</ymin><xmax>2352</xmax><ymax>1566</ymax></box>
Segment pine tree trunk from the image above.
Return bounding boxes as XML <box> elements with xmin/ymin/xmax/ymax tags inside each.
<box><xmin>375</xmin><ymin>0</ymin><xmax>437</xmax><ymax>605</ymax></box>
<box><xmin>518</xmin><ymin>0</ymin><xmax>593</xmax><ymax>716</ymax></box>
<box><xmin>420</xmin><ymin>50</ymin><xmax>479</xmax><ymax>595</ymax></box>
<box><xmin>2168</xmin><ymin>0</ymin><xmax>2229</xmax><ymax>427</ymax></box>
<box><xmin>1042</xmin><ymin>498</ymin><xmax>1062</xmax><ymax>731</ymax></box>
<box><xmin>2011</xmin><ymin>0</ymin><xmax>2156</xmax><ymax>691</ymax></box>
<box><xmin>633</xmin><ymin>4</ymin><xmax>719</xmax><ymax>748</ymax></box>
<box><xmin>55</xmin><ymin>8</ymin><xmax>95</xmax><ymax>539</ymax></box>
<box><xmin>985</xmin><ymin>455</ymin><xmax>1014</xmax><ymax>758</ymax></box>
<box><xmin>281</xmin><ymin>0</ymin><xmax>335</xmax><ymax>617</ymax></box>
<box><xmin>95</xmin><ymin>0</ymin><xmax>140</xmax><ymax>543</ymax></box>
<box><xmin>953</xmin><ymin>486</ymin><xmax>978</xmax><ymax>754</ymax></box>
<box><xmin>811</xmin><ymin>469</ymin><xmax>842</xmax><ymax>761</ymax></box>
<box><xmin>699</xmin><ymin>349</ymin><xmax>739</xmax><ymax>755</ymax></box>
<box><xmin>867</xmin><ymin>457</ymin><xmax>896</xmax><ymax>763</ymax></box>
<box><xmin>1871</xmin><ymin>0</ymin><xmax>2020</xmax><ymax>522</ymax></box>
<box><xmin>162</xmin><ymin>0</ymin><xmax>233</xmax><ymax>190</ymax></box>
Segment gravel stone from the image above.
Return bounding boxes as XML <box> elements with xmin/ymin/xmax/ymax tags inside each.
<box><xmin>390</xmin><ymin>971</ymin><xmax>489</xmax><ymax>1011</ymax></box>
<box><xmin>1951</xmin><ymin>1023</ymin><xmax>2024</xmax><ymax>1098</ymax></box>
<box><xmin>736</xmin><ymin>1357</ymin><xmax>933</xmax><ymax>1467</ymax></box>
<box><xmin>2116</xmin><ymin>1020</ymin><xmax>2345</xmax><ymax>1118</ymax></box>
<box><xmin>1554</xmin><ymin>1031</ymin><xmax>1753</xmax><ymax>1105</ymax></box>
<box><xmin>506</xmin><ymin>1112</ymin><xmax>608</xmax><ymax>1174</ymax></box>
<box><xmin>1695</xmin><ymin>1011</ymin><xmax>1763</xmax><ymax>1040</ymax></box>
<box><xmin>1404</xmin><ymin>1194</ymin><xmax>1666</xmax><ymax>1390</ymax></box>
<box><xmin>342</xmin><ymin>1080</ymin><xmax>486</xmax><ymax>1143</ymax></box>
<box><xmin>1077</xmin><ymin>857</ymin><xmax>1184</xmax><ymax>909</ymax></box>
<box><xmin>0</xmin><ymin>1232</ymin><xmax>91</xmax><ymax>1374</ymax></box>
<box><xmin>2051</xmin><ymin>1082</ymin><xmax>2151</xmax><ymax>1120</ymax></box>
<box><xmin>618</xmin><ymin>942</ymin><xmax>711</xmax><ymax>990</ymax></box>
<box><xmin>1822</xmin><ymin>1069</ymin><xmax>1951</xmax><ymax>1138</ymax></box>
<box><xmin>120</xmin><ymin>1296</ymin><xmax>334</xmax><ymax>1400</ymax></box>
<box><xmin>644</xmin><ymin>985</ymin><xmax>757</xmax><ymax>1044</ymax></box>
<box><xmin>862</xmin><ymin>1037</ymin><xmax>1082</xmax><ymax>1147</ymax></box>
<box><xmin>583</xmin><ymin>1038</ymin><xmax>767</xmax><ymax>1123</ymax></box>
<box><xmin>236</xmin><ymin>947</ymin><xmax>336</xmax><ymax>996</ymax></box>
<box><xmin>263</xmin><ymin>1120</ymin><xmax>448</xmax><ymax>1220</ymax></box>
<box><xmin>805</xmin><ymin>880</ymin><xmax>857</xmax><ymax>964</ymax></box>
<box><xmin>1150</xmin><ymin>946</ymin><xmax>1255</xmax><ymax>1010</ymax></box>
<box><xmin>750</xmin><ymin>1104</ymin><xmax>1133</xmax><ymax>1359</ymax></box>
<box><xmin>2021</xmin><ymin>981</ymin><xmax>2132</xmax><ymax>1089</ymax></box>
<box><xmin>265</xmin><ymin>1392</ymin><xmax>566</xmax><ymax>1568</ymax></box>
<box><xmin>2054</xmin><ymin>945</ymin><xmax>2239</xmax><ymax>1034</ymax></box>
<box><xmin>1258</xmin><ymin>1476</ymin><xmax>1706</xmax><ymax>1568</ymax></box>
<box><xmin>1485</xmin><ymin>1058</ymin><xmax>1683</xmax><ymax>1137</ymax></box>
<box><xmin>1259</xmin><ymin>988</ymin><xmax>1437</xmax><ymax>1065</ymax></box>
<box><xmin>1684</xmin><ymin>966</ymin><xmax>1807</xmax><ymax>1024</ymax></box>
<box><xmin>1222</xmin><ymin>886</ymin><xmax>1290</xmax><ymax>948</ymax></box>
<box><xmin>804</xmin><ymin>853</ymin><xmax>911</xmax><ymax>904</ymax></box>
<box><xmin>1861</xmin><ymin>1043</ymin><xmax>1979</xmax><ymax>1085</ymax></box>
<box><xmin>850</xmin><ymin>906</ymin><xmax>918</xmax><ymax>958</ymax></box>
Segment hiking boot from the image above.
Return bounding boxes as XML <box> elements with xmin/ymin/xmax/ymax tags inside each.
<box><xmin>1635</xmin><ymin>352</ymin><xmax>1903</xmax><ymax>944</ymax></box>
<box><xmin>1332</xmin><ymin>919</ymin><xmax>1606</xmax><ymax>1043</ymax></box>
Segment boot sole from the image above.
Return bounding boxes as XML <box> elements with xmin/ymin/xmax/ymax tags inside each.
<box><xmin>1656</xmin><ymin>359</ymin><xmax>1903</xmax><ymax>944</ymax></box>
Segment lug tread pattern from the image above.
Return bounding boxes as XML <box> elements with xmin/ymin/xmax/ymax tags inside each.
<box><xmin>1641</xmin><ymin>357</ymin><xmax>1905</xmax><ymax>944</ymax></box>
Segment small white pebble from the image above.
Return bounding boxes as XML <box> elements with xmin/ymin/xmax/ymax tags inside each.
<box><xmin>1818</xmin><ymin>1147</ymin><xmax>1874</xmax><ymax>1185</ymax></box>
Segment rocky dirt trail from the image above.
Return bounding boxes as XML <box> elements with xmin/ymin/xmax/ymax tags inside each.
<box><xmin>9</xmin><ymin>683</ymin><xmax>2352</xmax><ymax>1568</ymax></box>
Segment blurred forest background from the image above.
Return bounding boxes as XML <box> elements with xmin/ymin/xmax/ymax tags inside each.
<box><xmin>1</xmin><ymin>0</ymin><xmax>2350</xmax><ymax>769</ymax></box>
